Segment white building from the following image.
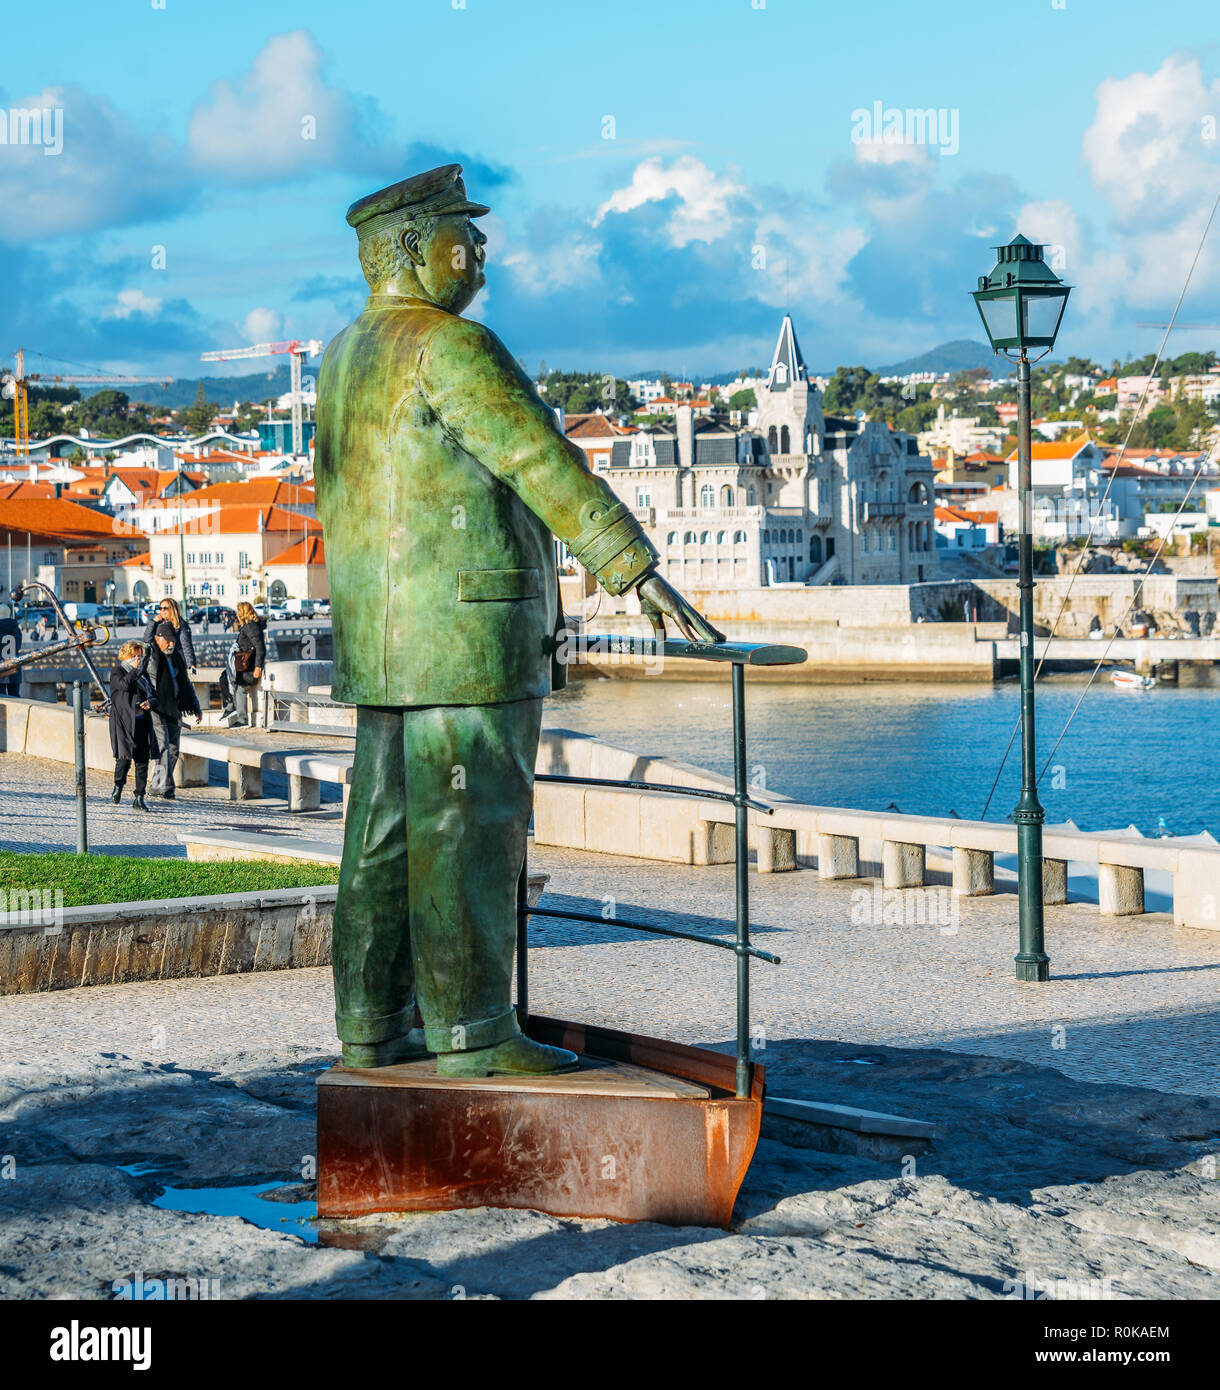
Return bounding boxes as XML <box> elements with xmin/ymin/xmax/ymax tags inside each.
<box><xmin>576</xmin><ymin>314</ymin><xmax>938</xmax><ymax>587</ymax></box>
<box><xmin>144</xmin><ymin>504</ymin><xmax>322</xmax><ymax>605</ymax></box>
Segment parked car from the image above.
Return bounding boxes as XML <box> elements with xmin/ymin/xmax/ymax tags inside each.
<box><xmin>313</xmin><ymin>599</ymin><xmax>330</xmax><ymax>617</ymax></box>
<box><xmin>188</xmin><ymin>605</ymin><xmax>238</xmax><ymax>628</ymax></box>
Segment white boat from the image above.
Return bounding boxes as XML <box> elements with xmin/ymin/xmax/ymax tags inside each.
<box><xmin>1110</xmin><ymin>668</ymin><xmax>1156</xmax><ymax>689</ymax></box>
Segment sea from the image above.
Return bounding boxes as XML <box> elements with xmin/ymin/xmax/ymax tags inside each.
<box><xmin>542</xmin><ymin>670</ymin><xmax>1220</xmax><ymax>839</ymax></box>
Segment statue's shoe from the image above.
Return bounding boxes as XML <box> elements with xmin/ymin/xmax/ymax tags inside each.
<box><xmin>436</xmin><ymin>1034</ymin><xmax>580</xmax><ymax>1078</ymax></box>
<box><xmin>341</xmin><ymin>1029</ymin><xmax>431</xmax><ymax>1068</ymax></box>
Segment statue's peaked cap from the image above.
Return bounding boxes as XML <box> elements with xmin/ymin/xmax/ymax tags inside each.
<box><xmin>346</xmin><ymin>163</ymin><xmax>490</xmax><ymax>236</ymax></box>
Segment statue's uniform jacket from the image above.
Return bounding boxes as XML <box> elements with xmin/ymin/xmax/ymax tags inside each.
<box><xmin>314</xmin><ymin>293</ymin><xmax>657</xmax><ymax>706</ymax></box>
<box><xmin>314</xmin><ymin>293</ymin><xmax>656</xmax><ymax>1051</ymax></box>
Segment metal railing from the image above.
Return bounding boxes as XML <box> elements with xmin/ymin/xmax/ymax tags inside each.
<box><xmin>515</xmin><ymin>634</ymin><xmax>807</xmax><ymax>1097</ymax></box>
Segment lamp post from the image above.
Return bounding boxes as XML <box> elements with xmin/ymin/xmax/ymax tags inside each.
<box><xmin>972</xmin><ymin>235</ymin><xmax>1071</xmax><ymax>983</ymax></box>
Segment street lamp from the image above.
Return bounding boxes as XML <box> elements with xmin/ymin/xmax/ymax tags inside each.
<box><xmin>972</xmin><ymin>234</ymin><xmax>1071</xmax><ymax>983</ymax></box>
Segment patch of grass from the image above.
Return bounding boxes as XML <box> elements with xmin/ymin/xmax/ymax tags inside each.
<box><xmin>0</xmin><ymin>850</ymin><xmax>339</xmax><ymax>908</ymax></box>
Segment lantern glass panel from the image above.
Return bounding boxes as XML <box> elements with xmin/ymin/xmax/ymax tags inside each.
<box><xmin>978</xmin><ymin>293</ymin><xmax>1019</xmax><ymax>347</ymax></box>
<box><xmin>1022</xmin><ymin>289</ymin><xmax>1069</xmax><ymax>345</ymax></box>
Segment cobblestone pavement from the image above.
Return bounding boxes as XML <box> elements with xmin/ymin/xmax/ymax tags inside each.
<box><xmin>0</xmin><ymin>752</ymin><xmax>346</xmax><ymax>859</ymax></box>
<box><xmin>0</xmin><ymin>751</ymin><xmax>1216</xmax><ymax>1096</ymax></box>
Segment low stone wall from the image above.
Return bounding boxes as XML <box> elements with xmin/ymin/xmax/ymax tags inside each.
<box><xmin>0</xmin><ymin>884</ymin><xmax>334</xmax><ymax>995</ymax></box>
<box><xmin>589</xmin><ymin>580</ymin><xmax>981</xmax><ymax>628</ymax></box>
<box><xmin>571</xmin><ymin>619</ymin><xmax>999</xmax><ymax>682</ymax></box>
<box><xmin>973</xmin><ymin>574</ymin><xmax>1220</xmax><ymax>637</ymax></box>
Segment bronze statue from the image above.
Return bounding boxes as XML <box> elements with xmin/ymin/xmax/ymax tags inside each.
<box><xmin>314</xmin><ymin>164</ymin><xmax>722</xmax><ymax>1077</ymax></box>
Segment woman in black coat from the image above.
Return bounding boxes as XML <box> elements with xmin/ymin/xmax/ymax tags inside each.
<box><xmin>108</xmin><ymin>640</ymin><xmax>156</xmax><ymax>810</ymax></box>
<box><xmin>219</xmin><ymin>600</ymin><xmax>266</xmax><ymax>727</ymax></box>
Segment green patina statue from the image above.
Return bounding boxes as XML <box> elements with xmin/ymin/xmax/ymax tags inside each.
<box><xmin>314</xmin><ymin>164</ymin><xmax>722</xmax><ymax>1077</ymax></box>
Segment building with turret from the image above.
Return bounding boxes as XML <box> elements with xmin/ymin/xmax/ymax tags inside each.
<box><xmin>578</xmin><ymin>314</ymin><xmax>938</xmax><ymax>587</ymax></box>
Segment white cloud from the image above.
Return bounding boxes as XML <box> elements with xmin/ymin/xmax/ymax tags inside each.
<box><xmin>101</xmin><ymin>289</ymin><xmax>163</xmax><ymax>319</ymax></box>
<box><xmin>751</xmin><ymin>213</ymin><xmax>868</xmax><ymax>310</ymax></box>
<box><xmin>187</xmin><ymin>31</ymin><xmax>388</xmax><ymax>182</ymax></box>
<box><xmin>0</xmin><ymin>85</ymin><xmax>185</xmax><ymax>242</ymax></box>
<box><xmin>241</xmin><ymin>307</ymin><xmax>284</xmax><ymax>343</ymax></box>
<box><xmin>1082</xmin><ymin>54</ymin><xmax>1220</xmax><ymax>228</ymax></box>
<box><xmin>502</xmin><ymin>238</ymin><xmax>601</xmax><ymax>295</ymax></box>
<box><xmin>593</xmin><ymin>156</ymin><xmax>746</xmax><ymax>247</ymax></box>
<box><xmin>853</xmin><ymin>140</ymin><xmax>934</xmax><ymax>169</ymax></box>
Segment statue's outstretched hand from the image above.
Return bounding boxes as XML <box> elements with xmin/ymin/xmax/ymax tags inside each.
<box><xmin>636</xmin><ymin>573</ymin><xmax>725</xmax><ymax>645</ymax></box>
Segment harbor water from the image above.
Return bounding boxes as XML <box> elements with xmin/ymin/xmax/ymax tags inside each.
<box><xmin>543</xmin><ymin>671</ymin><xmax>1220</xmax><ymax>839</ymax></box>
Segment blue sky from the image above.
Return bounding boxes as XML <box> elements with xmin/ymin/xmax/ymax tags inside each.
<box><xmin>2</xmin><ymin>0</ymin><xmax>1220</xmax><ymax>383</ymax></box>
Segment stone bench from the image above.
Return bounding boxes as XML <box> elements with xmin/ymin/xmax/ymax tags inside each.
<box><xmin>177</xmin><ymin>732</ymin><xmax>354</xmax><ymax>810</ymax></box>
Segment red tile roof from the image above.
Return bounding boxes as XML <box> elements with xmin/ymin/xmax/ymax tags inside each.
<box><xmin>156</xmin><ymin>505</ymin><xmax>321</xmax><ymax>537</ymax></box>
<box><xmin>0</xmin><ymin>497</ymin><xmax>138</xmax><ymax>540</ymax></box>
<box><xmin>265</xmin><ymin>536</ymin><xmax>326</xmax><ymax>566</ymax></box>
<box><xmin>0</xmin><ymin>481</ymin><xmax>56</xmax><ymax>499</ymax></box>
<box><xmin>182</xmin><ymin>479</ymin><xmax>314</xmax><ymax>506</ymax></box>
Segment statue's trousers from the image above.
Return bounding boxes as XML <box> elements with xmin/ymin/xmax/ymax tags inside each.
<box><xmin>332</xmin><ymin>699</ymin><xmax>541</xmax><ymax>1052</ymax></box>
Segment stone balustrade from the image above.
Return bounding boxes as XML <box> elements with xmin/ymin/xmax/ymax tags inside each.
<box><xmin>533</xmin><ymin>728</ymin><xmax>1220</xmax><ymax>932</ymax></box>
<box><xmin>1</xmin><ymin>697</ymin><xmax>1215</xmax><ymax>932</ymax></box>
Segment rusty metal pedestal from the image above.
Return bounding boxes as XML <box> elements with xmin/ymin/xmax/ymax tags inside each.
<box><xmin>317</xmin><ymin>1016</ymin><xmax>764</xmax><ymax>1230</ymax></box>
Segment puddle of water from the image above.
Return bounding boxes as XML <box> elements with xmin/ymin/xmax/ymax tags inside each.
<box><xmin>118</xmin><ymin>1164</ymin><xmax>317</xmax><ymax>1244</ymax></box>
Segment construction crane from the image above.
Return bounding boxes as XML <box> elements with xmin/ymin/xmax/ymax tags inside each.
<box><xmin>199</xmin><ymin>338</ymin><xmax>323</xmax><ymax>458</ymax></box>
<box><xmin>2</xmin><ymin>349</ymin><xmax>173</xmax><ymax>458</ymax></box>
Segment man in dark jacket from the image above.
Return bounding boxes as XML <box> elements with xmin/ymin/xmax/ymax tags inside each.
<box><xmin>147</xmin><ymin>623</ymin><xmax>201</xmax><ymax>798</ymax></box>
<box><xmin>142</xmin><ymin>598</ymin><xmax>197</xmax><ymax>672</ymax></box>
<box><xmin>109</xmin><ymin>640</ymin><xmax>155</xmax><ymax>809</ymax></box>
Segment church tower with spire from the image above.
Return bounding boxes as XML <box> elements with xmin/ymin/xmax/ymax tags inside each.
<box><xmin>753</xmin><ymin>313</ymin><xmax>824</xmax><ymax>458</ymax></box>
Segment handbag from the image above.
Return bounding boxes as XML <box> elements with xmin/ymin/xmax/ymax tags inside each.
<box><xmin>234</xmin><ymin>647</ymin><xmax>254</xmax><ymax>675</ymax></box>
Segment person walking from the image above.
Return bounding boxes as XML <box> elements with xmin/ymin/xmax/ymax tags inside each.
<box><xmin>0</xmin><ymin>604</ymin><xmax>21</xmax><ymax>697</ymax></box>
<box><xmin>108</xmin><ymin>640</ymin><xmax>155</xmax><ymax>810</ymax></box>
<box><xmin>218</xmin><ymin>600</ymin><xmax>265</xmax><ymax>727</ymax></box>
<box><xmin>146</xmin><ymin>622</ymin><xmax>201</xmax><ymax>798</ymax></box>
<box><xmin>143</xmin><ymin>596</ymin><xmax>197</xmax><ymax>675</ymax></box>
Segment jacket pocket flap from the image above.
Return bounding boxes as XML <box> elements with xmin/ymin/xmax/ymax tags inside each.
<box><xmin>458</xmin><ymin>568</ymin><xmax>541</xmax><ymax>602</ymax></box>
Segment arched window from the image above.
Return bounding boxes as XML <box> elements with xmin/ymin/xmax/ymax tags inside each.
<box><xmin>908</xmin><ymin>481</ymin><xmax>929</xmax><ymax>505</ymax></box>
<box><xmin>666</xmin><ymin>531</ymin><xmax>678</xmax><ymax>546</ymax></box>
<box><xmin>746</xmin><ymin>486</ymin><xmax>756</xmax><ymax>505</ymax></box>
<box><xmin>809</xmin><ymin>536</ymin><xmax>822</xmax><ymax>565</ymax></box>
<box><xmin>700</xmin><ymin>530</ymin><xmax>711</xmax><ymax>544</ymax></box>
<box><xmin>796</xmin><ymin>529</ymin><xmax>803</xmax><ymax>541</ymax></box>
<box><xmin>763</xmin><ymin>529</ymin><xmax>770</xmax><ymax>543</ymax></box>
<box><xmin>700</xmin><ymin>484</ymin><xmax>715</xmax><ymax>508</ymax></box>
<box><xmin>780</xmin><ymin>425</ymin><xmax>790</xmax><ymax>453</ymax></box>
<box><xmin>716</xmin><ymin>530</ymin><xmax>727</xmax><ymax>544</ymax></box>
<box><xmin>775</xmin><ymin>363</ymin><xmax>788</xmax><ymax>385</ymax></box>
<box><xmin>733</xmin><ymin>530</ymin><xmax>747</xmax><ymax>544</ymax></box>
<box><xmin>683</xmin><ymin>531</ymin><xmax>696</xmax><ymax>544</ymax></box>
<box><xmin>720</xmin><ymin>484</ymin><xmax>733</xmax><ymax>506</ymax></box>
<box><xmin>767</xmin><ymin>426</ymin><xmax>778</xmax><ymax>453</ymax></box>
